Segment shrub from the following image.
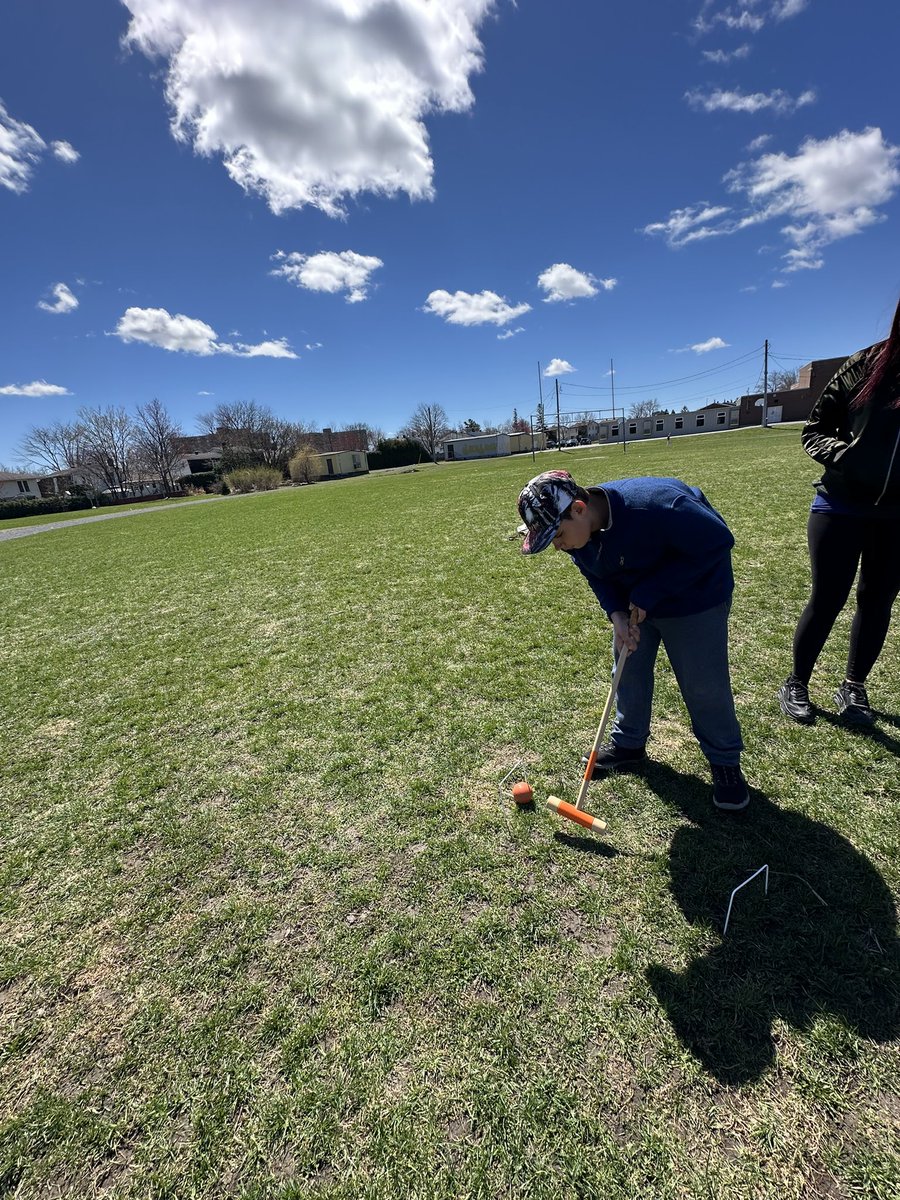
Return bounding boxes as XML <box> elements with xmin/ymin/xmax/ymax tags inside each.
<box><xmin>0</xmin><ymin>495</ymin><xmax>93</xmax><ymax>521</ymax></box>
<box><xmin>288</xmin><ymin>445</ymin><xmax>322</xmax><ymax>485</ymax></box>
<box><xmin>223</xmin><ymin>467</ymin><xmax>283</xmax><ymax>493</ymax></box>
<box><xmin>179</xmin><ymin>471</ymin><xmax>221</xmax><ymax>491</ymax></box>
<box><xmin>368</xmin><ymin>438</ymin><xmax>425</xmax><ymax>471</ymax></box>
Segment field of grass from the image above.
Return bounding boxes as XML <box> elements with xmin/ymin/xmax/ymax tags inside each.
<box><xmin>2</xmin><ymin>428</ymin><xmax>898</xmax><ymax>1199</ymax></box>
<box><xmin>0</xmin><ymin>494</ymin><xmax>220</xmax><ymax>532</ymax></box>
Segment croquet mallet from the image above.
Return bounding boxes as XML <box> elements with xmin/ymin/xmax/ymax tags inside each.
<box><xmin>547</xmin><ymin>644</ymin><xmax>631</xmax><ymax>834</ymax></box>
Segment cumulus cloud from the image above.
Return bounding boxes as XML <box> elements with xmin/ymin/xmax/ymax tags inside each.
<box><xmin>747</xmin><ymin>134</ymin><xmax>772</xmax><ymax>152</ymax></box>
<box><xmin>423</xmin><ymin>289</ymin><xmax>531</xmax><ymax>327</ymax></box>
<box><xmin>114</xmin><ymin>306</ymin><xmax>298</xmax><ymax>356</ymax></box>
<box><xmin>701</xmin><ymin>44</ymin><xmax>751</xmax><ymax>63</ymax></box>
<box><xmin>271</xmin><ymin>250</ymin><xmax>383</xmax><ymax>303</ymax></box>
<box><xmin>38</xmin><ymin>282</ymin><xmax>79</xmax><ymax>314</ymax></box>
<box><xmin>0</xmin><ymin>380</ymin><xmax>71</xmax><ymax>396</ymax></box>
<box><xmin>692</xmin><ymin>336</ymin><xmax>729</xmax><ymax>353</ymax></box>
<box><xmin>51</xmin><ymin>140</ymin><xmax>80</xmax><ymax>164</ymax></box>
<box><xmin>543</xmin><ymin>359</ymin><xmax>575</xmax><ymax>377</ymax></box>
<box><xmin>122</xmin><ymin>0</ymin><xmax>495</xmax><ymax>216</ymax></box>
<box><xmin>643</xmin><ymin>128</ymin><xmax>900</xmax><ymax>272</ymax></box>
<box><xmin>497</xmin><ymin>326</ymin><xmax>525</xmax><ymax>340</ymax></box>
<box><xmin>0</xmin><ymin>101</ymin><xmax>47</xmax><ymax>193</ymax></box>
<box><xmin>537</xmin><ymin>263</ymin><xmax>616</xmax><ymax>303</ymax></box>
<box><xmin>0</xmin><ymin>102</ymin><xmax>80</xmax><ymax>193</ymax></box>
<box><xmin>686</xmin><ymin>87</ymin><xmax>815</xmax><ymax>115</ymax></box>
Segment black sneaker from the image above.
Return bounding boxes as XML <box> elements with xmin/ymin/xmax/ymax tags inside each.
<box><xmin>834</xmin><ymin>680</ymin><xmax>875</xmax><ymax>726</ymax></box>
<box><xmin>581</xmin><ymin>742</ymin><xmax>647</xmax><ymax>778</ymax></box>
<box><xmin>711</xmin><ymin>764</ymin><xmax>750</xmax><ymax>811</ymax></box>
<box><xmin>778</xmin><ymin>675</ymin><xmax>814</xmax><ymax>724</ymax></box>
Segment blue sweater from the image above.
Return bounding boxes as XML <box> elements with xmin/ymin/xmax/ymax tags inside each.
<box><xmin>569</xmin><ymin>477</ymin><xmax>735</xmax><ymax>619</ymax></box>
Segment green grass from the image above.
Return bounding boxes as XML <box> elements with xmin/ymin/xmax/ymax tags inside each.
<box><xmin>1</xmin><ymin>429</ymin><xmax>898</xmax><ymax>1199</ymax></box>
<box><xmin>0</xmin><ymin>494</ymin><xmax>217</xmax><ymax>531</ymax></box>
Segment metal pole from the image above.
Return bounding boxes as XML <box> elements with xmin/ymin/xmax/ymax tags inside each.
<box><xmin>530</xmin><ymin>414</ymin><xmax>536</xmax><ymax>463</ymax></box>
<box><xmin>555</xmin><ymin>378</ymin><xmax>561</xmax><ymax>451</ymax></box>
<box><xmin>762</xmin><ymin>339</ymin><xmax>769</xmax><ymax>428</ymax></box>
<box><xmin>611</xmin><ymin>358</ymin><xmax>624</xmax><ymax>454</ymax></box>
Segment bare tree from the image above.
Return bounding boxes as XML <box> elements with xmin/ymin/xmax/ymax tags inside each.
<box><xmin>133</xmin><ymin>398</ymin><xmax>183</xmax><ymax>495</ymax></box>
<box><xmin>197</xmin><ymin>400</ymin><xmax>316</xmax><ymax>474</ymax></box>
<box><xmin>77</xmin><ymin>405</ymin><xmax>135</xmax><ymax>493</ymax></box>
<box><xmin>18</xmin><ymin>420</ymin><xmax>86</xmax><ymax>474</ymax></box>
<box><xmin>402</xmin><ymin>403</ymin><xmax>450</xmax><ymax>463</ymax></box>
<box><xmin>628</xmin><ymin>398</ymin><xmax>663</xmax><ymax>419</ymax></box>
<box><xmin>770</xmin><ymin>368</ymin><xmax>799</xmax><ymax>391</ymax></box>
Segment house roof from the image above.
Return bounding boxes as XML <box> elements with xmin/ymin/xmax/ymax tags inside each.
<box><xmin>0</xmin><ymin>470</ymin><xmax>41</xmax><ymax>481</ymax></box>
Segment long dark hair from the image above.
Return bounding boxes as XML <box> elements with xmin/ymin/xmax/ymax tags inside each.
<box><xmin>852</xmin><ymin>292</ymin><xmax>900</xmax><ymax>410</ymax></box>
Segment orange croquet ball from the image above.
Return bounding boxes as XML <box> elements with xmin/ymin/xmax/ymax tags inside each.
<box><xmin>511</xmin><ymin>781</ymin><xmax>533</xmax><ymax>806</ymax></box>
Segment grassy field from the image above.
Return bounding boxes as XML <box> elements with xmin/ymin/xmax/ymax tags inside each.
<box><xmin>1</xmin><ymin>428</ymin><xmax>898</xmax><ymax>1199</ymax></box>
<box><xmin>0</xmin><ymin>495</ymin><xmax>220</xmax><ymax>532</ymax></box>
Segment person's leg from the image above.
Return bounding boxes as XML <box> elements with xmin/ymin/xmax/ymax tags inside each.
<box><xmin>791</xmin><ymin>512</ymin><xmax>862</xmax><ymax>683</ymax></box>
<box><xmin>657</xmin><ymin>602</ymin><xmax>743</xmax><ymax>765</ymax></box>
<box><xmin>846</xmin><ymin>516</ymin><xmax>900</xmax><ymax>682</ymax></box>
<box><xmin>609</xmin><ymin>617</ymin><xmax>661</xmax><ymax>749</ymax></box>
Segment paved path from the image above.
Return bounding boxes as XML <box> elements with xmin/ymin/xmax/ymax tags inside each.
<box><xmin>0</xmin><ymin>494</ymin><xmax>249</xmax><ymax>543</ymax></box>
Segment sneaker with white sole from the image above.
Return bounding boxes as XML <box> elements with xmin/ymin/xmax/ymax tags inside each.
<box><xmin>834</xmin><ymin>680</ymin><xmax>875</xmax><ymax>726</ymax></box>
<box><xmin>711</xmin><ymin>763</ymin><xmax>750</xmax><ymax>811</ymax></box>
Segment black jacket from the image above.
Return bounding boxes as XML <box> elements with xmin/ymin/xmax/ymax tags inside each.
<box><xmin>801</xmin><ymin>347</ymin><xmax>900</xmax><ymax>514</ymax></box>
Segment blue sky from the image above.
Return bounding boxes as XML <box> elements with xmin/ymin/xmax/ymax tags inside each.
<box><xmin>2</xmin><ymin>0</ymin><xmax>899</xmax><ymax>465</ymax></box>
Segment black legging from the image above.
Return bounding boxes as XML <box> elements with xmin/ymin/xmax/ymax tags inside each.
<box><xmin>792</xmin><ymin>510</ymin><xmax>900</xmax><ymax>684</ymax></box>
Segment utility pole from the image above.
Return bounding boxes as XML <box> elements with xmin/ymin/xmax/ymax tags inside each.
<box><xmin>529</xmin><ymin>414</ymin><xmax>536</xmax><ymax>463</ymax></box>
<box><xmin>555</xmin><ymin>378</ymin><xmax>562</xmax><ymax>451</ymax></box>
<box><xmin>762</xmin><ymin>339</ymin><xmax>769</xmax><ymax>429</ymax></box>
<box><xmin>611</xmin><ymin>358</ymin><xmax>625</xmax><ymax>454</ymax></box>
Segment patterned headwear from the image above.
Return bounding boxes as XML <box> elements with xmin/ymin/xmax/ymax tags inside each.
<box><xmin>517</xmin><ymin>470</ymin><xmax>580</xmax><ymax>554</ymax></box>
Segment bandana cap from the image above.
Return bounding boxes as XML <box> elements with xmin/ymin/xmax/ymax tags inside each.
<box><xmin>517</xmin><ymin>470</ymin><xmax>580</xmax><ymax>554</ymax></box>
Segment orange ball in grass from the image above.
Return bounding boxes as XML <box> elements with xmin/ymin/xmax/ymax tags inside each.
<box><xmin>511</xmin><ymin>781</ymin><xmax>534</xmax><ymax>806</ymax></box>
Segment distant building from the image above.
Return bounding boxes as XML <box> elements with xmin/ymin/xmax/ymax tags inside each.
<box><xmin>443</xmin><ymin>433</ymin><xmax>511</xmax><ymax>460</ymax></box>
<box><xmin>737</xmin><ymin>356</ymin><xmax>847</xmax><ymax>426</ymax></box>
<box><xmin>314</xmin><ymin>450</ymin><xmax>369</xmax><ymax>480</ymax></box>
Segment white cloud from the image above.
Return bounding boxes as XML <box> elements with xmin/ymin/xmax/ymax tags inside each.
<box><xmin>686</xmin><ymin>87</ymin><xmax>816</xmax><ymax>115</ymax></box>
<box><xmin>198</xmin><ymin>390</ymin><xmax>214</xmax><ymax>395</ymax></box>
<box><xmin>51</xmin><ymin>140</ymin><xmax>80</xmax><ymax>164</ymax></box>
<box><xmin>771</xmin><ymin>279</ymin><xmax>788</xmax><ymax>288</ymax></box>
<box><xmin>38</xmin><ymin>282</ymin><xmax>79</xmax><ymax>314</ymax></box>
<box><xmin>122</xmin><ymin>0</ymin><xmax>495</xmax><ymax>217</ymax></box>
<box><xmin>701</xmin><ymin>44</ymin><xmax>751</xmax><ymax>63</ymax></box>
<box><xmin>644</xmin><ymin>128</ymin><xmax>900</xmax><ymax>272</ymax></box>
<box><xmin>497</xmin><ymin>326</ymin><xmax>525</xmax><ymax>340</ymax></box>
<box><xmin>740</xmin><ymin>285</ymin><xmax>758</xmax><ymax>292</ymax></box>
<box><xmin>747</xmin><ymin>134</ymin><xmax>772</xmax><ymax>152</ymax></box>
<box><xmin>772</xmin><ymin>0</ymin><xmax>808</xmax><ymax>19</ymax></box>
<box><xmin>271</xmin><ymin>250</ymin><xmax>383</xmax><ymax>303</ymax></box>
<box><xmin>543</xmin><ymin>359</ymin><xmax>575</xmax><ymax>377</ymax></box>
<box><xmin>305</xmin><ymin>341</ymin><xmax>323</xmax><ymax>350</ymax></box>
<box><xmin>0</xmin><ymin>380</ymin><xmax>71</xmax><ymax>396</ymax></box>
<box><xmin>0</xmin><ymin>101</ymin><xmax>46</xmax><ymax>193</ymax></box>
<box><xmin>537</xmin><ymin>262</ymin><xmax>616</xmax><ymax>303</ymax></box>
<box><xmin>114</xmin><ymin>306</ymin><xmax>298</xmax><ymax>357</ymax></box>
<box><xmin>642</xmin><ymin>202</ymin><xmax>732</xmax><ymax>246</ymax></box>
<box><xmin>692</xmin><ymin>336</ymin><xmax>730</xmax><ymax>353</ymax></box>
<box><xmin>423</xmin><ymin>289</ymin><xmax>531</xmax><ymax>327</ymax></box>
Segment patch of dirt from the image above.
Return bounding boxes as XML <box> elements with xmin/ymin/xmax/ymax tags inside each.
<box><xmin>558</xmin><ymin>909</ymin><xmax>616</xmax><ymax>958</ymax></box>
<box><xmin>35</xmin><ymin>718</ymin><xmax>77</xmax><ymax>739</ymax></box>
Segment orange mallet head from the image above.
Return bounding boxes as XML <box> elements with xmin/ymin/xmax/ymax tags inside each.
<box><xmin>547</xmin><ymin>796</ymin><xmax>608</xmax><ymax>834</ymax></box>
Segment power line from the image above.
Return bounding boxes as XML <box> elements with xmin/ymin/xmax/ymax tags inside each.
<box><xmin>557</xmin><ymin>346</ymin><xmax>763</xmax><ymax>392</ymax></box>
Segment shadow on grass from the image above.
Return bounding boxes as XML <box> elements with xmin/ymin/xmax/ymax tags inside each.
<box><xmin>814</xmin><ymin>708</ymin><xmax>900</xmax><ymax>755</ymax></box>
<box><xmin>552</xmin><ymin>831</ymin><xmax>619</xmax><ymax>858</ymax></box>
<box><xmin>642</xmin><ymin>763</ymin><xmax>900</xmax><ymax>1085</ymax></box>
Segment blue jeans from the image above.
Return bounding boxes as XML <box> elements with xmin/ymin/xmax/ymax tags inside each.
<box><xmin>610</xmin><ymin>601</ymin><xmax>743</xmax><ymax>765</ymax></box>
